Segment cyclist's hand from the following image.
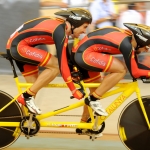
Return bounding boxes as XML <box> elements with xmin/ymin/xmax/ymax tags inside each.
<box><xmin>72</xmin><ymin>89</ymin><xmax>84</xmax><ymax>100</ymax></box>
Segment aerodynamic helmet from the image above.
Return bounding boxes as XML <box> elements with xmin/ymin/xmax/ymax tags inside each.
<box><xmin>124</xmin><ymin>23</ymin><xmax>150</xmax><ymax>48</ymax></box>
<box><xmin>54</xmin><ymin>8</ymin><xmax>92</xmax><ymax>28</ymax></box>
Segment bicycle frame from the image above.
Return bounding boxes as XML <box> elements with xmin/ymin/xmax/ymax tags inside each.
<box><xmin>0</xmin><ymin>75</ymin><xmax>150</xmax><ymax>132</ymax></box>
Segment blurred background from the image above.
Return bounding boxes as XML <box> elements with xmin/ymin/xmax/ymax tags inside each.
<box><xmin>0</xmin><ymin>0</ymin><xmax>150</xmax><ymax>79</ymax></box>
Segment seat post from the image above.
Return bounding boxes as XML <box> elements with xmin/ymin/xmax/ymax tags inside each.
<box><xmin>7</xmin><ymin>58</ymin><xmax>18</xmax><ymax>78</ymax></box>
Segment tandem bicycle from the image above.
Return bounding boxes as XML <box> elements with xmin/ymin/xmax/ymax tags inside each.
<box><xmin>0</xmin><ymin>52</ymin><xmax>150</xmax><ymax>150</ymax></box>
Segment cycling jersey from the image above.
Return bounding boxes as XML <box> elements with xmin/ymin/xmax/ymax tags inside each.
<box><xmin>7</xmin><ymin>16</ymin><xmax>76</xmax><ymax>91</ymax></box>
<box><xmin>72</xmin><ymin>26</ymin><xmax>150</xmax><ymax>79</ymax></box>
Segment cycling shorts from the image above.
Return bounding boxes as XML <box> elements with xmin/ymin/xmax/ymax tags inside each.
<box><xmin>82</xmin><ymin>70</ymin><xmax>101</xmax><ymax>83</ymax></box>
<box><xmin>75</xmin><ymin>51</ymin><xmax>113</xmax><ymax>73</ymax></box>
<box><xmin>8</xmin><ymin>40</ymin><xmax>51</xmax><ymax>76</ymax></box>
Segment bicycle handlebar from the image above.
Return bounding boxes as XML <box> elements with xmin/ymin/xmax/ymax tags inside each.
<box><xmin>70</xmin><ymin>81</ymin><xmax>85</xmax><ymax>99</ymax></box>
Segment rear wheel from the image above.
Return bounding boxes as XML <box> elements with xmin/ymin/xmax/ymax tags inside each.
<box><xmin>118</xmin><ymin>96</ymin><xmax>150</xmax><ymax>150</ymax></box>
<box><xmin>0</xmin><ymin>90</ymin><xmax>23</xmax><ymax>149</ymax></box>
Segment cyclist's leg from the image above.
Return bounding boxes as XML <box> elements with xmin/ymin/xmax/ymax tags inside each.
<box><xmin>14</xmin><ymin>62</ymin><xmax>39</xmax><ymax>83</ymax></box>
<box><xmin>22</xmin><ymin>56</ymin><xmax>59</xmax><ymax>114</ymax></box>
<box><xmin>19</xmin><ymin>57</ymin><xmax>59</xmax><ymax>114</ymax></box>
<box><xmin>75</xmin><ymin>52</ymin><xmax>127</xmax><ymax>116</ymax></box>
<box><xmin>76</xmin><ymin>75</ymin><xmax>104</xmax><ymax>136</ymax></box>
<box><xmin>23</xmin><ymin>65</ymin><xmax>39</xmax><ymax>83</ymax></box>
<box><xmin>81</xmin><ymin>80</ymin><xmax>102</xmax><ymax>122</ymax></box>
<box><xmin>25</xmin><ymin>74</ymin><xmax>38</xmax><ymax>83</ymax></box>
<box><xmin>80</xmin><ymin>72</ymin><xmax>103</xmax><ymax>122</ymax></box>
<box><xmin>10</xmin><ymin>43</ymin><xmax>59</xmax><ymax>114</ymax></box>
<box><xmin>29</xmin><ymin>55</ymin><xmax>59</xmax><ymax>92</ymax></box>
<box><xmin>94</xmin><ymin>57</ymin><xmax>127</xmax><ymax>96</ymax></box>
<box><xmin>17</xmin><ymin>45</ymin><xmax>59</xmax><ymax>93</ymax></box>
<box><xmin>15</xmin><ymin>56</ymin><xmax>59</xmax><ymax>93</ymax></box>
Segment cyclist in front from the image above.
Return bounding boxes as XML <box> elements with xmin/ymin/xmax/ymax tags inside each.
<box><xmin>70</xmin><ymin>23</ymin><xmax>150</xmax><ymax>125</ymax></box>
<box><xmin>6</xmin><ymin>8</ymin><xmax>94</xmax><ymax>115</ymax></box>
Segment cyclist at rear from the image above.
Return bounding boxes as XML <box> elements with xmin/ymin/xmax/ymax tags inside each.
<box><xmin>6</xmin><ymin>8</ymin><xmax>94</xmax><ymax>115</ymax></box>
<box><xmin>71</xmin><ymin>23</ymin><xmax>150</xmax><ymax>122</ymax></box>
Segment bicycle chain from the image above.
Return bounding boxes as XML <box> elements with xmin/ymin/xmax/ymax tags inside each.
<box><xmin>0</xmin><ymin>126</ymin><xmax>18</xmax><ymax>133</ymax></box>
<box><xmin>0</xmin><ymin>115</ymin><xmax>101</xmax><ymax>136</ymax></box>
<box><xmin>39</xmin><ymin>130</ymin><xmax>92</xmax><ymax>136</ymax></box>
<box><xmin>55</xmin><ymin>115</ymin><xmax>82</xmax><ymax>117</ymax></box>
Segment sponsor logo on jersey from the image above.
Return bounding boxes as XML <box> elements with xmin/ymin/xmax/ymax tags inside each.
<box><xmin>94</xmin><ymin>46</ymin><xmax>111</xmax><ymax>51</ymax></box>
<box><xmin>90</xmin><ymin>57</ymin><xmax>106</xmax><ymax>66</ymax></box>
<box><xmin>136</xmin><ymin>33</ymin><xmax>148</xmax><ymax>42</ymax></box>
<box><xmin>26</xmin><ymin>50</ymin><xmax>43</xmax><ymax>59</ymax></box>
<box><xmin>29</xmin><ymin>37</ymin><xmax>46</xmax><ymax>43</ymax></box>
<box><xmin>69</xmin><ymin>15</ymin><xmax>82</xmax><ymax>20</ymax></box>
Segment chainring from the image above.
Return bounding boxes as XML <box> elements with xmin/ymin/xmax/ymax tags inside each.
<box><xmin>20</xmin><ymin>116</ymin><xmax>40</xmax><ymax>136</ymax></box>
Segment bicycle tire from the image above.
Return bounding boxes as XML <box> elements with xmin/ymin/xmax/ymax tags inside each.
<box><xmin>0</xmin><ymin>90</ymin><xmax>23</xmax><ymax>149</ymax></box>
<box><xmin>118</xmin><ymin>96</ymin><xmax>150</xmax><ymax>150</ymax></box>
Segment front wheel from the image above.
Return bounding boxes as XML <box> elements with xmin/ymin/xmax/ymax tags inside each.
<box><xmin>0</xmin><ymin>90</ymin><xmax>23</xmax><ymax>149</ymax></box>
<box><xmin>118</xmin><ymin>96</ymin><xmax>150</xmax><ymax>150</ymax></box>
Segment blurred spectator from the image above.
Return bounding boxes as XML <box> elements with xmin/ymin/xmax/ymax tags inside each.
<box><xmin>40</xmin><ymin>0</ymin><xmax>68</xmax><ymax>8</ymax></box>
<box><xmin>136</xmin><ymin>2</ymin><xmax>150</xmax><ymax>25</ymax></box>
<box><xmin>116</xmin><ymin>3</ymin><xmax>143</xmax><ymax>29</ymax></box>
<box><xmin>117</xmin><ymin>4</ymin><xmax>128</xmax><ymax>14</ymax></box>
<box><xmin>146</xmin><ymin>10</ymin><xmax>150</xmax><ymax>25</ymax></box>
<box><xmin>135</xmin><ymin>2</ymin><xmax>146</xmax><ymax>21</ymax></box>
<box><xmin>116</xmin><ymin>2</ymin><xmax>149</xmax><ymax>79</ymax></box>
<box><xmin>61</xmin><ymin>0</ymin><xmax>89</xmax><ymax>8</ymax></box>
<box><xmin>136</xmin><ymin>2</ymin><xmax>150</xmax><ymax>72</ymax></box>
<box><xmin>89</xmin><ymin>0</ymin><xmax>117</xmax><ymax>29</ymax></box>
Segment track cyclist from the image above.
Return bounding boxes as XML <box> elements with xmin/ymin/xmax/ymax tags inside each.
<box><xmin>70</xmin><ymin>23</ymin><xmax>150</xmax><ymax>125</ymax></box>
<box><xmin>6</xmin><ymin>8</ymin><xmax>94</xmax><ymax>115</ymax></box>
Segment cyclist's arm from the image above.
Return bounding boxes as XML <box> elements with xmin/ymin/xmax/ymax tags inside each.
<box><xmin>53</xmin><ymin>24</ymin><xmax>76</xmax><ymax>92</ymax></box>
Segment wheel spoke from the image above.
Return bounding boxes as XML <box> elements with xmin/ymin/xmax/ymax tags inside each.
<box><xmin>0</xmin><ymin>126</ymin><xmax>19</xmax><ymax>133</ymax></box>
<box><xmin>0</xmin><ymin>116</ymin><xmax>22</xmax><ymax>120</ymax></box>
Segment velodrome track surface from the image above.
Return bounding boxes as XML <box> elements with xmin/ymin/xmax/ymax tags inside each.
<box><xmin>6</xmin><ymin>133</ymin><xmax>126</xmax><ymax>150</ymax></box>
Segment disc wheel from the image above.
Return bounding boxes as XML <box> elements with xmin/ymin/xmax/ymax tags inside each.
<box><xmin>118</xmin><ymin>96</ymin><xmax>150</xmax><ymax>150</ymax></box>
<box><xmin>0</xmin><ymin>91</ymin><xmax>23</xmax><ymax>149</ymax></box>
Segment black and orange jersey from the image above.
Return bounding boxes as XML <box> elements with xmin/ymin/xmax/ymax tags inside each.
<box><xmin>73</xmin><ymin>27</ymin><xmax>150</xmax><ymax>79</ymax></box>
<box><xmin>73</xmin><ymin>26</ymin><xmax>133</xmax><ymax>54</ymax></box>
<box><xmin>7</xmin><ymin>16</ymin><xmax>76</xmax><ymax>91</ymax></box>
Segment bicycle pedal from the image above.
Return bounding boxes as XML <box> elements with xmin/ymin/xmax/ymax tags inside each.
<box><xmin>76</xmin><ymin>128</ymin><xmax>89</xmax><ymax>135</ymax></box>
<box><xmin>90</xmin><ymin>136</ymin><xmax>97</xmax><ymax>141</ymax></box>
<box><xmin>76</xmin><ymin>128</ymin><xmax>83</xmax><ymax>134</ymax></box>
<box><xmin>28</xmin><ymin>110</ymin><xmax>36</xmax><ymax>115</ymax></box>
